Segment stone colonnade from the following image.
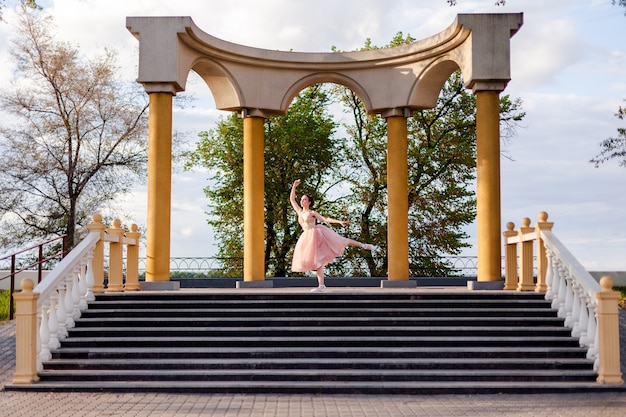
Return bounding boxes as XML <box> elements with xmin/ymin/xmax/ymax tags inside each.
<box><xmin>126</xmin><ymin>13</ymin><xmax>523</xmax><ymax>284</ymax></box>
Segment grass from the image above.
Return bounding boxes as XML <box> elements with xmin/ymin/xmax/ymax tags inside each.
<box><xmin>0</xmin><ymin>290</ymin><xmax>10</xmax><ymax>322</ymax></box>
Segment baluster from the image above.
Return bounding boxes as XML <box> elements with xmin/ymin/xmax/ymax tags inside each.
<box><xmin>48</xmin><ymin>291</ymin><xmax>60</xmax><ymax>350</ymax></box>
<box><xmin>563</xmin><ymin>272</ymin><xmax>575</xmax><ymax>327</ymax></box>
<box><xmin>39</xmin><ymin>299</ymin><xmax>51</xmax><ymax>363</ymax></box>
<box><xmin>64</xmin><ymin>272</ymin><xmax>75</xmax><ymax>329</ymax></box>
<box><xmin>544</xmin><ymin>250</ymin><xmax>555</xmax><ymax>300</ymax></box>
<box><xmin>586</xmin><ymin>302</ymin><xmax>599</xmax><ymax>367</ymax></box>
<box><xmin>85</xmin><ymin>251</ymin><xmax>96</xmax><ymax>302</ymax></box>
<box><xmin>577</xmin><ymin>292</ymin><xmax>590</xmax><ymax>346</ymax></box>
<box><xmin>71</xmin><ymin>266</ymin><xmax>81</xmax><ymax>320</ymax></box>
<box><xmin>56</xmin><ymin>287</ymin><xmax>68</xmax><ymax>340</ymax></box>
<box><xmin>556</xmin><ymin>263</ymin><xmax>568</xmax><ymax>317</ymax></box>
<box><xmin>78</xmin><ymin>262</ymin><xmax>88</xmax><ymax>311</ymax></box>
<box><xmin>569</xmin><ymin>282</ymin><xmax>582</xmax><ymax>336</ymax></box>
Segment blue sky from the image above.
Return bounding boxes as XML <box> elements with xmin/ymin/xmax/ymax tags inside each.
<box><xmin>1</xmin><ymin>0</ymin><xmax>625</xmax><ymax>270</ymax></box>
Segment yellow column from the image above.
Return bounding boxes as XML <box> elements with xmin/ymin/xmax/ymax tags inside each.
<box><xmin>386</xmin><ymin>115</ymin><xmax>409</xmax><ymax>280</ymax></box>
<box><xmin>595</xmin><ymin>276</ymin><xmax>624</xmax><ymax>385</ymax></box>
<box><xmin>106</xmin><ymin>219</ymin><xmax>125</xmax><ymax>292</ymax></box>
<box><xmin>243</xmin><ymin>115</ymin><xmax>265</xmax><ymax>281</ymax></box>
<box><xmin>146</xmin><ymin>92</ymin><xmax>173</xmax><ymax>282</ymax></box>
<box><xmin>475</xmin><ymin>90</ymin><xmax>502</xmax><ymax>282</ymax></box>
<box><xmin>124</xmin><ymin>224</ymin><xmax>141</xmax><ymax>291</ymax></box>
<box><xmin>12</xmin><ymin>279</ymin><xmax>40</xmax><ymax>384</ymax></box>
<box><xmin>86</xmin><ymin>214</ymin><xmax>106</xmax><ymax>293</ymax></box>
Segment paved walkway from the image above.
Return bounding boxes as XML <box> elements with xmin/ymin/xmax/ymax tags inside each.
<box><xmin>1</xmin><ymin>288</ymin><xmax>625</xmax><ymax>416</ymax></box>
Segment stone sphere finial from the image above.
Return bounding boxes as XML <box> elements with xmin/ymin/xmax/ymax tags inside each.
<box><xmin>538</xmin><ymin>211</ymin><xmax>548</xmax><ymax>222</ymax></box>
<box><xmin>20</xmin><ymin>278</ymin><xmax>34</xmax><ymax>292</ymax></box>
<box><xmin>112</xmin><ymin>219</ymin><xmax>122</xmax><ymax>228</ymax></box>
<box><xmin>91</xmin><ymin>213</ymin><xmax>103</xmax><ymax>224</ymax></box>
<box><xmin>506</xmin><ymin>222</ymin><xmax>515</xmax><ymax>231</ymax></box>
<box><xmin>600</xmin><ymin>276</ymin><xmax>614</xmax><ymax>291</ymax></box>
<box><xmin>521</xmin><ymin>217</ymin><xmax>531</xmax><ymax>227</ymax></box>
<box><xmin>130</xmin><ymin>223</ymin><xmax>138</xmax><ymax>233</ymax></box>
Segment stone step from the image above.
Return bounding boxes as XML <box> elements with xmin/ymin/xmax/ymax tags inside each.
<box><xmin>66</xmin><ymin>325</ymin><xmax>573</xmax><ymax>338</ymax></box>
<box><xmin>52</xmin><ymin>346</ymin><xmax>590</xmax><ymax>360</ymax></box>
<box><xmin>80</xmin><ymin>307</ymin><xmax>559</xmax><ymax>318</ymax></box>
<box><xmin>7</xmin><ymin>290</ymin><xmax>610</xmax><ymax>395</ymax></box>
<box><xmin>6</xmin><ymin>380</ymin><xmax>622</xmax><ymax>395</ymax></box>
<box><xmin>37</xmin><ymin>368</ymin><xmax>598</xmax><ymax>383</ymax></box>
<box><xmin>44</xmin><ymin>357</ymin><xmax>595</xmax><ymax>371</ymax></box>
<box><xmin>57</xmin><ymin>335</ymin><xmax>582</xmax><ymax>349</ymax></box>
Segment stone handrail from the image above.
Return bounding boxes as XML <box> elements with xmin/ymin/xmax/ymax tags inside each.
<box><xmin>503</xmin><ymin>211</ymin><xmax>623</xmax><ymax>385</ymax></box>
<box><xmin>12</xmin><ymin>214</ymin><xmax>141</xmax><ymax>384</ymax></box>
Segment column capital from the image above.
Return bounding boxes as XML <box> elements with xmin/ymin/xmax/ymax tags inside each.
<box><xmin>141</xmin><ymin>82</ymin><xmax>180</xmax><ymax>95</ymax></box>
<box><xmin>381</xmin><ymin>108</ymin><xmax>412</xmax><ymax>119</ymax></box>
<box><xmin>469</xmin><ymin>81</ymin><xmax>507</xmax><ymax>94</ymax></box>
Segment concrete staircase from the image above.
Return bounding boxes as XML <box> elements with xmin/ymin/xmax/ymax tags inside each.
<box><xmin>5</xmin><ymin>290</ymin><xmax>620</xmax><ymax>394</ymax></box>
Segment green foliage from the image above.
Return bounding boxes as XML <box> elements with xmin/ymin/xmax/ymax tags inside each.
<box><xmin>0</xmin><ymin>290</ymin><xmax>10</xmax><ymax>321</ymax></box>
<box><xmin>591</xmin><ymin>102</ymin><xmax>626</xmax><ymax>167</ymax></box>
<box><xmin>187</xmin><ymin>34</ymin><xmax>525</xmax><ymax>278</ymax></box>
<box><xmin>186</xmin><ymin>85</ymin><xmax>339</xmax><ymax>277</ymax></box>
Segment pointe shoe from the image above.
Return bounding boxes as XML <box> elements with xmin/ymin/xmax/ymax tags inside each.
<box><xmin>362</xmin><ymin>244</ymin><xmax>378</xmax><ymax>252</ymax></box>
<box><xmin>310</xmin><ymin>285</ymin><xmax>326</xmax><ymax>292</ymax></box>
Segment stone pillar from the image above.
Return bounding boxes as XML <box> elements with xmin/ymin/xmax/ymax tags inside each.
<box><xmin>502</xmin><ymin>222</ymin><xmax>517</xmax><ymax>290</ymax></box>
<box><xmin>146</xmin><ymin>92</ymin><xmax>173</xmax><ymax>282</ymax></box>
<box><xmin>386</xmin><ymin>115</ymin><xmax>409</xmax><ymax>280</ymax></box>
<box><xmin>243</xmin><ymin>115</ymin><xmax>265</xmax><ymax>281</ymax></box>
<box><xmin>106</xmin><ymin>219</ymin><xmax>125</xmax><ymax>292</ymax></box>
<box><xmin>475</xmin><ymin>90</ymin><xmax>502</xmax><ymax>282</ymax></box>
<box><xmin>595</xmin><ymin>276</ymin><xmax>624</xmax><ymax>385</ymax></box>
<box><xmin>12</xmin><ymin>279</ymin><xmax>40</xmax><ymax>384</ymax></box>
<box><xmin>86</xmin><ymin>214</ymin><xmax>106</xmax><ymax>293</ymax></box>
<box><xmin>517</xmin><ymin>217</ymin><xmax>535</xmax><ymax>291</ymax></box>
<box><xmin>534</xmin><ymin>211</ymin><xmax>553</xmax><ymax>293</ymax></box>
<box><xmin>124</xmin><ymin>224</ymin><xmax>141</xmax><ymax>291</ymax></box>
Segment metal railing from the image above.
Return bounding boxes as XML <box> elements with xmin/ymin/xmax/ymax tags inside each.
<box><xmin>137</xmin><ymin>255</ymin><xmax>482</xmax><ymax>278</ymax></box>
<box><xmin>0</xmin><ymin>235</ymin><xmax>67</xmax><ymax>320</ymax></box>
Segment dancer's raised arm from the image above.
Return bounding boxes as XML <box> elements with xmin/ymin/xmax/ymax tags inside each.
<box><xmin>290</xmin><ymin>179</ymin><xmax>302</xmax><ymax>213</ymax></box>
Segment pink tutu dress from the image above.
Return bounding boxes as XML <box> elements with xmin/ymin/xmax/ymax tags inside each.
<box><xmin>291</xmin><ymin>210</ymin><xmax>351</xmax><ymax>272</ymax></box>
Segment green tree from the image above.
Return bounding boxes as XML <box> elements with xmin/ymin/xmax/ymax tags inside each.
<box><xmin>591</xmin><ymin>102</ymin><xmax>626</xmax><ymax>167</ymax></box>
<box><xmin>186</xmin><ymin>85</ymin><xmax>338</xmax><ymax>277</ymax></box>
<box><xmin>332</xmin><ymin>34</ymin><xmax>525</xmax><ymax>277</ymax></box>
<box><xmin>0</xmin><ymin>6</ymin><xmax>149</xmax><ymax>250</ymax></box>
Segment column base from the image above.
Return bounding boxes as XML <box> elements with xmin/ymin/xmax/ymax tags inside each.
<box><xmin>468</xmin><ymin>280</ymin><xmax>504</xmax><ymax>290</ymax></box>
<box><xmin>380</xmin><ymin>280</ymin><xmax>417</xmax><ymax>288</ymax></box>
<box><xmin>139</xmin><ymin>281</ymin><xmax>180</xmax><ymax>291</ymax></box>
<box><xmin>236</xmin><ymin>280</ymin><xmax>273</xmax><ymax>288</ymax></box>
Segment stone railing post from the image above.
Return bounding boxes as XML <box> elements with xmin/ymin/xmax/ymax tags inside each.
<box><xmin>12</xmin><ymin>279</ymin><xmax>40</xmax><ymax>384</ymax></box>
<box><xmin>594</xmin><ymin>276</ymin><xmax>624</xmax><ymax>385</ymax></box>
<box><xmin>502</xmin><ymin>222</ymin><xmax>517</xmax><ymax>290</ymax></box>
<box><xmin>86</xmin><ymin>214</ymin><xmax>106</xmax><ymax>293</ymax></box>
<box><xmin>534</xmin><ymin>211</ymin><xmax>553</xmax><ymax>293</ymax></box>
<box><xmin>106</xmin><ymin>219</ymin><xmax>125</xmax><ymax>292</ymax></box>
<box><xmin>124</xmin><ymin>223</ymin><xmax>141</xmax><ymax>291</ymax></box>
<box><xmin>517</xmin><ymin>217</ymin><xmax>535</xmax><ymax>291</ymax></box>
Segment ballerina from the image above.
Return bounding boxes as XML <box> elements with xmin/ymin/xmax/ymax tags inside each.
<box><xmin>290</xmin><ymin>179</ymin><xmax>377</xmax><ymax>292</ymax></box>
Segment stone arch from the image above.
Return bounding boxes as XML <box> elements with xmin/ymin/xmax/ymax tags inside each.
<box><xmin>190</xmin><ymin>58</ymin><xmax>242</xmax><ymax>111</ymax></box>
<box><xmin>126</xmin><ymin>13</ymin><xmax>523</xmax><ymax>285</ymax></box>
<box><xmin>410</xmin><ymin>58</ymin><xmax>461</xmax><ymax>110</ymax></box>
<box><xmin>280</xmin><ymin>72</ymin><xmax>373</xmax><ymax>115</ymax></box>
